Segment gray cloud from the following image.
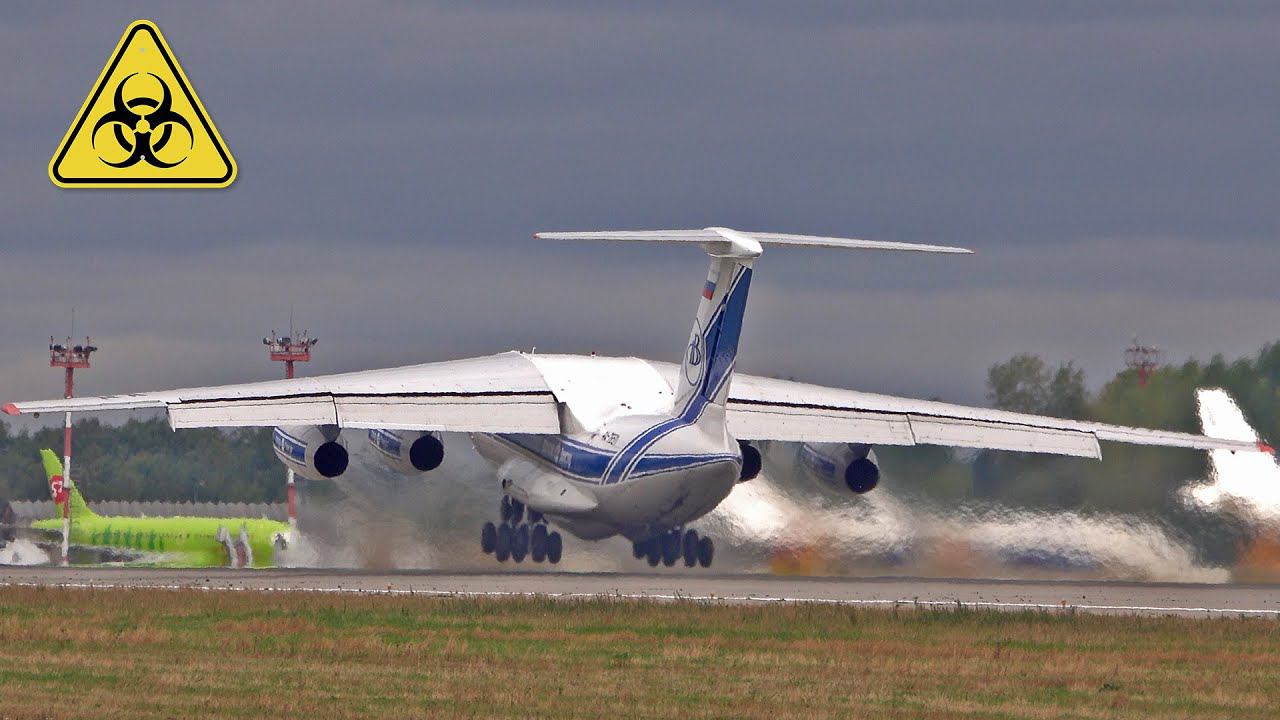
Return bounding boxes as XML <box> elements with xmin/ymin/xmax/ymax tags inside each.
<box><xmin>2</xmin><ymin>3</ymin><xmax>1278</xmax><ymax>420</ymax></box>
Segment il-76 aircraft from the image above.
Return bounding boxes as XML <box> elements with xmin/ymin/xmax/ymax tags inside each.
<box><xmin>6</xmin><ymin>228</ymin><xmax>1270</xmax><ymax>569</ymax></box>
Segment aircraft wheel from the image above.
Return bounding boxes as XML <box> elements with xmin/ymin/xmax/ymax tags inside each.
<box><xmin>547</xmin><ymin>532</ymin><xmax>563</xmax><ymax>564</ymax></box>
<box><xmin>495</xmin><ymin>523</ymin><xmax>512</xmax><ymax>562</ymax></box>
<box><xmin>632</xmin><ymin>540</ymin><xmax>646</xmax><ymax>559</ymax></box>
<box><xmin>512</xmin><ymin>523</ymin><xmax>529</xmax><ymax>562</ymax></box>
<box><xmin>510</xmin><ymin>499</ymin><xmax>525</xmax><ymax>525</ymax></box>
<box><xmin>500</xmin><ymin>496</ymin><xmax>513</xmax><ymax>524</ymax></box>
<box><xmin>682</xmin><ymin>529</ymin><xmax>700</xmax><ymax>567</ymax></box>
<box><xmin>481</xmin><ymin>522</ymin><xmax>498</xmax><ymax>554</ymax></box>
<box><xmin>531</xmin><ymin>524</ymin><xmax>548</xmax><ymax>562</ymax></box>
<box><xmin>645</xmin><ymin>541</ymin><xmax>661</xmax><ymax>567</ymax></box>
<box><xmin>697</xmin><ymin>537</ymin><xmax>714</xmax><ymax>568</ymax></box>
<box><xmin>661</xmin><ymin>531</ymin><xmax>681</xmax><ymax>567</ymax></box>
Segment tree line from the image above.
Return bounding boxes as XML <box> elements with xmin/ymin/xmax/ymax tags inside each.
<box><xmin>0</xmin><ymin>418</ymin><xmax>282</xmax><ymax>505</ymax></box>
<box><xmin>3</xmin><ymin>341</ymin><xmax>1278</xmax><ymax>508</ymax></box>
<box><xmin>865</xmin><ymin>342</ymin><xmax>1280</xmax><ymax>515</ymax></box>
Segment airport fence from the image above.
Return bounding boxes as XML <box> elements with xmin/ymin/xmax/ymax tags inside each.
<box><xmin>7</xmin><ymin>500</ymin><xmax>287</xmax><ymax>523</ymax></box>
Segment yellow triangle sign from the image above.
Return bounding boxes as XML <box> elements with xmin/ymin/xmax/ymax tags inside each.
<box><xmin>49</xmin><ymin>20</ymin><xmax>236</xmax><ymax>188</ymax></box>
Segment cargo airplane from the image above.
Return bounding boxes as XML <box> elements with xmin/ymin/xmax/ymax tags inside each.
<box><xmin>6</xmin><ymin>228</ymin><xmax>1270</xmax><ymax>569</ymax></box>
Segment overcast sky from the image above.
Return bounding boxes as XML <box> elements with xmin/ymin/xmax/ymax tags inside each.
<box><xmin>2</xmin><ymin>2</ymin><xmax>1278</xmax><ymax>424</ymax></box>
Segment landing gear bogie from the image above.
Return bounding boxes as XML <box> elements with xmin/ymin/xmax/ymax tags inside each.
<box><xmin>637</xmin><ymin>528</ymin><xmax>715</xmax><ymax>570</ymax></box>
<box><xmin>486</xmin><ymin>495</ymin><xmax>560</xmax><ymax>566</ymax></box>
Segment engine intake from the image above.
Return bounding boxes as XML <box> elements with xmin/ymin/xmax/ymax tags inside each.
<box><xmin>368</xmin><ymin>429</ymin><xmax>445</xmax><ymax>475</ymax></box>
<box><xmin>844</xmin><ymin>457</ymin><xmax>880</xmax><ymax>494</ymax></box>
<box><xmin>313</xmin><ymin>441</ymin><xmax>349</xmax><ymax>478</ymax></box>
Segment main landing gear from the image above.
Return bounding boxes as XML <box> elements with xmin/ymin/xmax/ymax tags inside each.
<box><xmin>633</xmin><ymin>528</ymin><xmax>713</xmax><ymax>569</ymax></box>
<box><xmin>482</xmin><ymin>496</ymin><xmax>562</xmax><ymax>565</ymax></box>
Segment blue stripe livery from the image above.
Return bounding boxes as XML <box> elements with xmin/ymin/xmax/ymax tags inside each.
<box><xmin>599</xmin><ymin>264</ymin><xmax>753</xmax><ymax>484</ymax></box>
<box><xmin>368</xmin><ymin>428</ymin><xmax>402</xmax><ymax>455</ymax></box>
<box><xmin>495</xmin><ymin>433</ymin><xmax>737</xmax><ymax>485</ymax></box>
<box><xmin>272</xmin><ymin>428</ymin><xmax>307</xmax><ymax>464</ymax></box>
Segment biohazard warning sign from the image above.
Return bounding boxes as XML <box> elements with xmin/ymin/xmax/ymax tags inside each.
<box><xmin>49</xmin><ymin>20</ymin><xmax>236</xmax><ymax>188</ymax></box>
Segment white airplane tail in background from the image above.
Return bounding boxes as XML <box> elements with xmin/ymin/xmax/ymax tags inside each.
<box><xmin>1188</xmin><ymin>388</ymin><xmax>1280</xmax><ymax>519</ymax></box>
<box><xmin>535</xmin><ymin>227</ymin><xmax>972</xmax><ymax>423</ymax></box>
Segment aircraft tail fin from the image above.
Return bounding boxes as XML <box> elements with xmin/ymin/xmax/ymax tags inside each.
<box><xmin>39</xmin><ymin>449</ymin><xmax>96</xmax><ymax>519</ymax></box>
<box><xmin>536</xmin><ymin>227</ymin><xmax>972</xmax><ymax>420</ymax></box>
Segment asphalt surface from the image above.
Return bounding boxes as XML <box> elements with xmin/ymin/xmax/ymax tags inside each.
<box><xmin>4</xmin><ymin>567</ymin><xmax>1280</xmax><ymax>616</ymax></box>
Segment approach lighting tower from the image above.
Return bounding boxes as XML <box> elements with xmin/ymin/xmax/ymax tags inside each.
<box><xmin>264</xmin><ymin>329</ymin><xmax>317</xmax><ymax>380</ymax></box>
<box><xmin>49</xmin><ymin>336</ymin><xmax>97</xmax><ymax>565</ymax></box>
<box><xmin>1124</xmin><ymin>338</ymin><xmax>1162</xmax><ymax>388</ymax></box>
<box><xmin>264</xmin><ymin>328</ymin><xmax>317</xmax><ymax>528</ymax></box>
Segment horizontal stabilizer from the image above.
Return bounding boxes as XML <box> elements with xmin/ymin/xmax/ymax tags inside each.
<box><xmin>535</xmin><ymin>227</ymin><xmax>973</xmax><ymax>257</ymax></box>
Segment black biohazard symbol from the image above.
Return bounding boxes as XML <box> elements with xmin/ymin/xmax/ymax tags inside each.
<box><xmin>91</xmin><ymin>73</ymin><xmax>193</xmax><ymax>168</ymax></box>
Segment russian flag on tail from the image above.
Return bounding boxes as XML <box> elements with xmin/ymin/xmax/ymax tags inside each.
<box><xmin>702</xmin><ymin>281</ymin><xmax>716</xmax><ymax>300</ymax></box>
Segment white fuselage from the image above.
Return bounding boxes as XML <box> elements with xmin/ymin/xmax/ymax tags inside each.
<box><xmin>470</xmin><ymin>354</ymin><xmax>743</xmax><ymax>541</ymax></box>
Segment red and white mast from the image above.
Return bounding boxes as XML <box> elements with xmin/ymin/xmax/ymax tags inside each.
<box><xmin>263</xmin><ymin>325</ymin><xmax>317</xmax><ymax>529</ymax></box>
<box><xmin>48</xmin><ymin>335</ymin><xmax>97</xmax><ymax>565</ymax></box>
<box><xmin>1124</xmin><ymin>337</ymin><xmax>1162</xmax><ymax>388</ymax></box>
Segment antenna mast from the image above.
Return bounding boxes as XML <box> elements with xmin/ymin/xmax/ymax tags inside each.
<box><xmin>1124</xmin><ymin>337</ymin><xmax>1162</xmax><ymax>388</ymax></box>
<box><xmin>48</xmin><ymin>330</ymin><xmax>98</xmax><ymax>565</ymax></box>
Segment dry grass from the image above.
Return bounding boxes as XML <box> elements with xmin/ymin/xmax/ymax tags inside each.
<box><xmin>1</xmin><ymin>587</ymin><xmax>1278</xmax><ymax>719</ymax></box>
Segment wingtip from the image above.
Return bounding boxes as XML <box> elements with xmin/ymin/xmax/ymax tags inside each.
<box><xmin>2</xmin><ymin>403</ymin><xmax>20</xmax><ymax>416</ymax></box>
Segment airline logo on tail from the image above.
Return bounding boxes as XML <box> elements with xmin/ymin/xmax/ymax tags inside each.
<box><xmin>49</xmin><ymin>474</ymin><xmax>69</xmax><ymax>505</ymax></box>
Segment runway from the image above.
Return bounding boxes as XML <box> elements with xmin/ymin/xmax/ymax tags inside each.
<box><xmin>4</xmin><ymin>566</ymin><xmax>1280</xmax><ymax>616</ymax></box>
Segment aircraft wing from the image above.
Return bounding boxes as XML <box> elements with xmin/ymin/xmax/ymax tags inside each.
<box><xmin>718</xmin><ymin>371</ymin><xmax>1269</xmax><ymax>459</ymax></box>
<box><xmin>6</xmin><ymin>350</ymin><xmax>1267</xmax><ymax>458</ymax></box>
<box><xmin>4</xmin><ymin>352</ymin><xmax>561</xmax><ymax>433</ymax></box>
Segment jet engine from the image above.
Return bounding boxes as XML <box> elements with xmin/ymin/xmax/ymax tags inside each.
<box><xmin>799</xmin><ymin>442</ymin><xmax>880</xmax><ymax>494</ymax></box>
<box><xmin>738</xmin><ymin>440</ymin><xmax>761</xmax><ymax>482</ymax></box>
<box><xmin>272</xmin><ymin>425</ymin><xmax>349</xmax><ymax>482</ymax></box>
<box><xmin>367</xmin><ymin>429</ymin><xmax>445</xmax><ymax>475</ymax></box>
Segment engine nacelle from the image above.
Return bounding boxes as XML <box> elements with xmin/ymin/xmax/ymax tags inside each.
<box><xmin>367</xmin><ymin>429</ymin><xmax>445</xmax><ymax>475</ymax></box>
<box><xmin>272</xmin><ymin>425</ymin><xmax>349</xmax><ymax>482</ymax></box>
<box><xmin>798</xmin><ymin>442</ymin><xmax>880</xmax><ymax>494</ymax></box>
<box><xmin>738</xmin><ymin>440</ymin><xmax>761</xmax><ymax>482</ymax></box>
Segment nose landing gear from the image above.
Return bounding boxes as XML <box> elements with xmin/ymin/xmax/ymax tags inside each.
<box><xmin>482</xmin><ymin>496</ymin><xmax>562</xmax><ymax>566</ymax></box>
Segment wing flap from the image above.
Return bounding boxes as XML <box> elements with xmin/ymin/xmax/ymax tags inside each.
<box><xmin>715</xmin><ymin>367</ymin><xmax>1264</xmax><ymax>457</ymax></box>
<box><xmin>907</xmin><ymin>415</ymin><xmax>1101</xmax><ymax>458</ymax></box>
<box><xmin>726</xmin><ymin>402</ymin><xmax>916</xmax><ymax>445</ymax></box>
<box><xmin>7</xmin><ymin>352</ymin><xmax>564</xmax><ymax>435</ymax></box>
<box><xmin>169</xmin><ymin>396</ymin><xmax>338</xmax><ymax>429</ymax></box>
<box><xmin>335</xmin><ymin>394</ymin><xmax>560</xmax><ymax>433</ymax></box>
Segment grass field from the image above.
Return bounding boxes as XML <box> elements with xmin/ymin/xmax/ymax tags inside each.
<box><xmin>1</xmin><ymin>587</ymin><xmax>1279</xmax><ymax>718</ymax></box>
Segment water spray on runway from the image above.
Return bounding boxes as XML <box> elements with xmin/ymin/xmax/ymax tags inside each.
<box><xmin>706</xmin><ymin>461</ymin><xmax>1229</xmax><ymax>583</ymax></box>
<box><xmin>285</xmin><ymin>431</ymin><xmax>1236</xmax><ymax>581</ymax></box>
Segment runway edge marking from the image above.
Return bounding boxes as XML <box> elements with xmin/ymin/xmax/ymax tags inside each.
<box><xmin>2</xmin><ymin>581</ymin><xmax>1278</xmax><ymax>617</ymax></box>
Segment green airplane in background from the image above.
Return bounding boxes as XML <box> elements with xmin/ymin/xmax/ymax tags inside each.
<box><xmin>31</xmin><ymin>449</ymin><xmax>291</xmax><ymax>567</ymax></box>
